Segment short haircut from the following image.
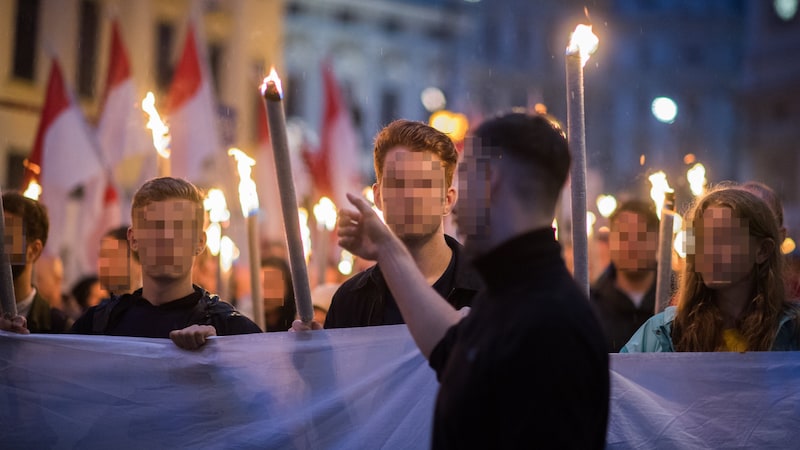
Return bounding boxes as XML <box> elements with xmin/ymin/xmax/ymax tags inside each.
<box><xmin>609</xmin><ymin>199</ymin><xmax>660</xmax><ymax>232</ymax></box>
<box><xmin>2</xmin><ymin>191</ymin><xmax>49</xmax><ymax>247</ymax></box>
<box><xmin>131</xmin><ymin>177</ymin><xmax>204</xmax><ymax>226</ymax></box>
<box><xmin>71</xmin><ymin>275</ymin><xmax>99</xmax><ymax>309</ymax></box>
<box><xmin>373</xmin><ymin>119</ymin><xmax>459</xmax><ymax>187</ymax></box>
<box><xmin>471</xmin><ymin>112</ymin><xmax>570</xmax><ymax>207</ymax></box>
<box><xmin>103</xmin><ymin>224</ymin><xmax>139</xmax><ymax>263</ymax></box>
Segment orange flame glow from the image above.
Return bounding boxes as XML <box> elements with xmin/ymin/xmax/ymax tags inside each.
<box><xmin>260</xmin><ymin>67</ymin><xmax>283</xmax><ymax>99</ymax></box>
<box><xmin>141</xmin><ymin>92</ymin><xmax>171</xmax><ymax>158</ymax></box>
<box><xmin>567</xmin><ymin>24</ymin><xmax>599</xmax><ymax>67</ymax></box>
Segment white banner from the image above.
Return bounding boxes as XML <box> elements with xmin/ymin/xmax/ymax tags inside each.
<box><xmin>2</xmin><ymin>326</ymin><xmax>799</xmax><ymax>449</ymax></box>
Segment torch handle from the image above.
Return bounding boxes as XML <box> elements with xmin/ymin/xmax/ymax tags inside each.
<box><xmin>655</xmin><ymin>194</ymin><xmax>676</xmax><ymax>314</ymax></box>
<box><xmin>264</xmin><ymin>98</ymin><xmax>315</xmax><ymax>323</ymax></box>
<box><xmin>565</xmin><ymin>52</ymin><xmax>590</xmax><ymax>295</ymax></box>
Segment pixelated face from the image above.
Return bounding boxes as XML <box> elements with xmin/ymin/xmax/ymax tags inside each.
<box><xmin>694</xmin><ymin>206</ymin><xmax>756</xmax><ymax>288</ymax></box>
<box><xmin>131</xmin><ymin>199</ymin><xmax>202</xmax><ymax>279</ymax></box>
<box><xmin>98</xmin><ymin>236</ymin><xmax>131</xmax><ymax>292</ymax></box>
<box><xmin>455</xmin><ymin>137</ymin><xmax>492</xmax><ymax>251</ymax></box>
<box><xmin>2</xmin><ymin>213</ymin><xmax>27</xmax><ymax>265</ymax></box>
<box><xmin>261</xmin><ymin>266</ymin><xmax>286</xmax><ymax>308</ymax></box>
<box><xmin>377</xmin><ymin>148</ymin><xmax>447</xmax><ymax>240</ymax></box>
<box><xmin>609</xmin><ymin>211</ymin><xmax>658</xmax><ymax>271</ymax></box>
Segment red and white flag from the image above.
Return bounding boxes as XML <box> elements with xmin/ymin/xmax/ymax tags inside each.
<box><xmin>166</xmin><ymin>24</ymin><xmax>221</xmax><ymax>183</ymax></box>
<box><xmin>26</xmin><ymin>59</ymin><xmax>104</xmax><ymax>261</ymax></box>
<box><xmin>82</xmin><ymin>20</ymin><xmax>150</xmax><ymax>277</ymax></box>
<box><xmin>96</xmin><ymin>20</ymin><xmax>152</xmax><ymax>173</ymax></box>
<box><xmin>304</xmin><ymin>60</ymin><xmax>363</xmax><ymax>210</ymax></box>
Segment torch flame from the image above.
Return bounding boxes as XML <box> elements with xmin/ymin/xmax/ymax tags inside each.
<box><xmin>567</xmin><ymin>24</ymin><xmax>599</xmax><ymax>67</ymax></box>
<box><xmin>219</xmin><ymin>236</ymin><xmax>236</xmax><ymax>272</ymax></box>
<box><xmin>687</xmin><ymin>163</ymin><xmax>707</xmax><ymax>197</ymax></box>
<box><xmin>596</xmin><ymin>194</ymin><xmax>618</xmax><ymax>218</ymax></box>
<box><xmin>648</xmin><ymin>171</ymin><xmax>674</xmax><ymax>220</ymax></box>
<box><xmin>141</xmin><ymin>92</ymin><xmax>171</xmax><ymax>158</ymax></box>
<box><xmin>23</xmin><ymin>179</ymin><xmax>42</xmax><ymax>201</ymax></box>
<box><xmin>260</xmin><ymin>67</ymin><xmax>283</xmax><ymax>99</ymax></box>
<box><xmin>203</xmin><ymin>188</ymin><xmax>230</xmax><ymax>224</ymax></box>
<box><xmin>313</xmin><ymin>197</ymin><xmax>338</xmax><ymax>231</ymax></box>
<box><xmin>298</xmin><ymin>207</ymin><xmax>311</xmax><ymax>263</ymax></box>
<box><xmin>206</xmin><ymin>222</ymin><xmax>222</xmax><ymax>256</ymax></box>
<box><xmin>228</xmin><ymin>148</ymin><xmax>259</xmax><ymax>217</ymax></box>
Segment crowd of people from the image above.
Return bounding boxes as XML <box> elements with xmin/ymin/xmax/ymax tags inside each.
<box><xmin>3</xmin><ymin>111</ymin><xmax>800</xmax><ymax>447</ymax></box>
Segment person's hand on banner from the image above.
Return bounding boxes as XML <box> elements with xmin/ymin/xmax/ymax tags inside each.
<box><xmin>170</xmin><ymin>324</ymin><xmax>217</xmax><ymax>350</ymax></box>
<box><xmin>289</xmin><ymin>319</ymin><xmax>323</xmax><ymax>332</ymax></box>
<box><xmin>0</xmin><ymin>314</ymin><xmax>30</xmax><ymax>334</ymax></box>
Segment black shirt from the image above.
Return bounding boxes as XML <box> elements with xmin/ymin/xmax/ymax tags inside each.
<box><xmin>428</xmin><ymin>228</ymin><xmax>609</xmax><ymax>449</ymax></box>
<box><xmin>325</xmin><ymin>235</ymin><xmax>482</xmax><ymax>328</ymax></box>
<box><xmin>590</xmin><ymin>263</ymin><xmax>656</xmax><ymax>352</ymax></box>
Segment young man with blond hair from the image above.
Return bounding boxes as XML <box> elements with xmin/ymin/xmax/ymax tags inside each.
<box><xmin>71</xmin><ymin>177</ymin><xmax>261</xmax><ymax>348</ymax></box>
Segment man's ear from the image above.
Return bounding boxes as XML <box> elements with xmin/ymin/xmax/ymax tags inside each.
<box><xmin>372</xmin><ymin>182</ymin><xmax>384</xmax><ymax>212</ymax></box>
<box><xmin>127</xmin><ymin>226</ymin><xmax>137</xmax><ymax>252</ymax></box>
<box><xmin>443</xmin><ymin>185</ymin><xmax>457</xmax><ymax>216</ymax></box>
<box><xmin>755</xmin><ymin>238</ymin><xmax>775</xmax><ymax>265</ymax></box>
<box><xmin>27</xmin><ymin>239</ymin><xmax>43</xmax><ymax>264</ymax></box>
<box><xmin>196</xmin><ymin>228</ymin><xmax>207</xmax><ymax>255</ymax></box>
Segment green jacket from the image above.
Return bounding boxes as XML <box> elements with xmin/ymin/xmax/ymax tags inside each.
<box><xmin>26</xmin><ymin>290</ymin><xmax>71</xmax><ymax>334</ymax></box>
<box><xmin>621</xmin><ymin>305</ymin><xmax>800</xmax><ymax>352</ymax></box>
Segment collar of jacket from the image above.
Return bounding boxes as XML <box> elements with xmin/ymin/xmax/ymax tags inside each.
<box><xmin>350</xmin><ymin>234</ymin><xmax>483</xmax><ymax>295</ymax></box>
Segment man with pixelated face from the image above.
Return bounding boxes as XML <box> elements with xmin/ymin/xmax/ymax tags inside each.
<box><xmin>591</xmin><ymin>200</ymin><xmax>661</xmax><ymax>352</ymax></box>
<box><xmin>1</xmin><ymin>192</ymin><xmax>71</xmax><ymax>333</ymax></box>
<box><xmin>333</xmin><ymin>112</ymin><xmax>609</xmax><ymax>448</ymax></box>
<box><xmin>71</xmin><ymin>178</ymin><xmax>261</xmax><ymax>348</ymax></box>
<box><xmin>98</xmin><ymin>226</ymin><xmax>142</xmax><ymax>295</ymax></box>
<box><xmin>318</xmin><ymin>119</ymin><xmax>483</xmax><ymax>329</ymax></box>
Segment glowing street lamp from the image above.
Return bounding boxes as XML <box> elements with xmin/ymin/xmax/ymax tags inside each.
<box><xmin>651</xmin><ymin>97</ymin><xmax>678</xmax><ymax>124</ymax></box>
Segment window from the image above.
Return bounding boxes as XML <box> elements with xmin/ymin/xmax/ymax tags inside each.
<box><xmin>381</xmin><ymin>89</ymin><xmax>399</xmax><ymax>126</ymax></box>
<box><xmin>5</xmin><ymin>151</ymin><xmax>27</xmax><ymax>190</ymax></box>
<box><xmin>285</xmin><ymin>72</ymin><xmax>304</xmax><ymax>118</ymax></box>
<box><xmin>12</xmin><ymin>0</ymin><xmax>40</xmax><ymax>80</ymax></box>
<box><xmin>208</xmin><ymin>43</ymin><xmax>223</xmax><ymax>93</ymax></box>
<box><xmin>155</xmin><ymin>22</ymin><xmax>175</xmax><ymax>91</ymax></box>
<box><xmin>77</xmin><ymin>0</ymin><xmax>99</xmax><ymax>98</ymax></box>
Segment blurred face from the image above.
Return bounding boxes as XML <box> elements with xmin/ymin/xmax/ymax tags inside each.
<box><xmin>609</xmin><ymin>211</ymin><xmax>658</xmax><ymax>271</ymax></box>
<box><xmin>261</xmin><ymin>266</ymin><xmax>286</xmax><ymax>308</ymax></box>
<box><xmin>3</xmin><ymin>213</ymin><xmax>28</xmax><ymax>267</ymax></box>
<box><xmin>98</xmin><ymin>237</ymin><xmax>131</xmax><ymax>292</ymax></box>
<box><xmin>86</xmin><ymin>281</ymin><xmax>109</xmax><ymax>308</ymax></box>
<box><xmin>376</xmin><ymin>148</ymin><xmax>448</xmax><ymax>242</ymax></box>
<box><xmin>694</xmin><ymin>206</ymin><xmax>756</xmax><ymax>288</ymax></box>
<box><xmin>456</xmin><ymin>137</ymin><xmax>492</xmax><ymax>254</ymax></box>
<box><xmin>131</xmin><ymin>199</ymin><xmax>203</xmax><ymax>280</ymax></box>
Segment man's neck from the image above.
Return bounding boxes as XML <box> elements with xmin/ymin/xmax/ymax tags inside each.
<box><xmin>141</xmin><ymin>274</ymin><xmax>195</xmax><ymax>306</ymax></box>
<box><xmin>13</xmin><ymin>267</ymin><xmax>33</xmax><ymax>303</ymax></box>
<box><xmin>403</xmin><ymin>231</ymin><xmax>452</xmax><ymax>285</ymax></box>
<box><xmin>615</xmin><ymin>269</ymin><xmax>655</xmax><ymax>296</ymax></box>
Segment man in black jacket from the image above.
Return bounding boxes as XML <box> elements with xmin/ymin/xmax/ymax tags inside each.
<box><xmin>323</xmin><ymin>120</ymin><xmax>483</xmax><ymax>328</ymax></box>
<box><xmin>335</xmin><ymin>112</ymin><xmax>609</xmax><ymax>448</ymax></box>
<box><xmin>71</xmin><ymin>177</ymin><xmax>261</xmax><ymax>348</ymax></box>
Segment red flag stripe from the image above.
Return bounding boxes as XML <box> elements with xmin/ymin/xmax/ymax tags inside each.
<box><xmin>167</xmin><ymin>25</ymin><xmax>203</xmax><ymax>113</ymax></box>
<box><xmin>26</xmin><ymin>60</ymin><xmax>71</xmax><ymax>183</ymax></box>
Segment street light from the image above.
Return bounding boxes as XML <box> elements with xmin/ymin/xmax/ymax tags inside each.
<box><xmin>651</xmin><ymin>97</ymin><xmax>678</xmax><ymax>124</ymax></box>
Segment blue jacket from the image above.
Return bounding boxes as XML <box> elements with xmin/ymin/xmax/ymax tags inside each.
<box><xmin>621</xmin><ymin>305</ymin><xmax>800</xmax><ymax>352</ymax></box>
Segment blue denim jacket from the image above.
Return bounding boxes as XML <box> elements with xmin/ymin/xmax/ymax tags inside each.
<box><xmin>621</xmin><ymin>305</ymin><xmax>800</xmax><ymax>352</ymax></box>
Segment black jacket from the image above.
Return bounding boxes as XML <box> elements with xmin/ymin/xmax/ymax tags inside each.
<box><xmin>325</xmin><ymin>235</ymin><xmax>483</xmax><ymax>328</ymax></box>
<box><xmin>71</xmin><ymin>285</ymin><xmax>262</xmax><ymax>337</ymax></box>
<box><xmin>590</xmin><ymin>263</ymin><xmax>656</xmax><ymax>352</ymax></box>
<box><xmin>27</xmin><ymin>290</ymin><xmax>71</xmax><ymax>334</ymax></box>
